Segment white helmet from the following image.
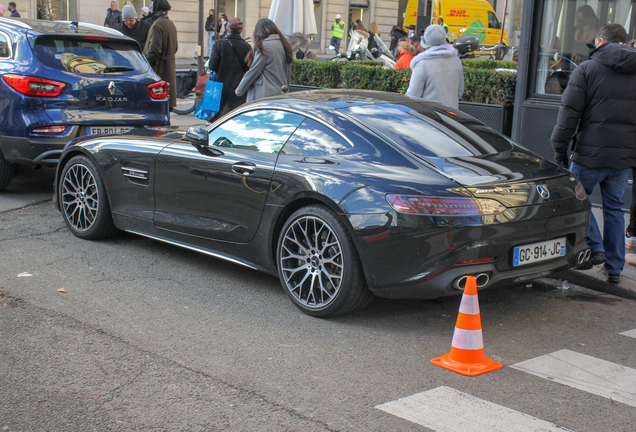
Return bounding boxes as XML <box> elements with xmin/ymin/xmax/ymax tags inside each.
<box><xmin>335</xmin><ymin>14</ymin><xmax>341</xmax><ymax>19</ymax></box>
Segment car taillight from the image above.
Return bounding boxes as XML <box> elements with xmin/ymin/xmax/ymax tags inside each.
<box><xmin>3</xmin><ymin>74</ymin><xmax>65</xmax><ymax>97</ymax></box>
<box><xmin>574</xmin><ymin>180</ymin><xmax>587</xmax><ymax>200</ymax></box>
<box><xmin>32</xmin><ymin>126</ymin><xmax>68</xmax><ymax>134</ymax></box>
<box><xmin>386</xmin><ymin>195</ymin><xmax>507</xmax><ymax>216</ymax></box>
<box><xmin>148</xmin><ymin>81</ymin><xmax>168</xmax><ymax>99</ymax></box>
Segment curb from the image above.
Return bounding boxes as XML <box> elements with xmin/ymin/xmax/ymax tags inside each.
<box><xmin>534</xmin><ymin>270</ymin><xmax>636</xmax><ymax>301</ymax></box>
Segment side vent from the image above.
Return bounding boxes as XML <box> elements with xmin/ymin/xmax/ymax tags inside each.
<box><xmin>121</xmin><ymin>161</ymin><xmax>150</xmax><ymax>186</ymax></box>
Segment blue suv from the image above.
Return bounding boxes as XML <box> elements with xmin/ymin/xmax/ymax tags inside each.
<box><xmin>0</xmin><ymin>18</ymin><xmax>170</xmax><ymax>190</ymax></box>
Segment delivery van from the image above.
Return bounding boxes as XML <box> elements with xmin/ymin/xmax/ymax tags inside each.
<box><xmin>403</xmin><ymin>0</ymin><xmax>508</xmax><ymax>48</ymax></box>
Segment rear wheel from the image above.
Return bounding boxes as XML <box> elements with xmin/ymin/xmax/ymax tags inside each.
<box><xmin>0</xmin><ymin>152</ymin><xmax>16</xmax><ymax>191</ymax></box>
<box><xmin>277</xmin><ymin>205</ymin><xmax>373</xmax><ymax>318</ymax></box>
<box><xmin>59</xmin><ymin>155</ymin><xmax>117</xmax><ymax>239</ymax></box>
<box><xmin>173</xmin><ymin>92</ymin><xmax>201</xmax><ymax>115</ymax></box>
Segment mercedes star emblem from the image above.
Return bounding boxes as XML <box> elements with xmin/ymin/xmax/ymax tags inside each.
<box><xmin>537</xmin><ymin>185</ymin><xmax>550</xmax><ymax>199</ymax></box>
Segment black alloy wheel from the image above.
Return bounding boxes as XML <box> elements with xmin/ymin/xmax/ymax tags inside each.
<box><xmin>59</xmin><ymin>155</ymin><xmax>117</xmax><ymax>239</ymax></box>
<box><xmin>277</xmin><ymin>205</ymin><xmax>373</xmax><ymax>317</ymax></box>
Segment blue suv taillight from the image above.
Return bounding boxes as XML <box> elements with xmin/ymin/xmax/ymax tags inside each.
<box><xmin>3</xmin><ymin>74</ymin><xmax>66</xmax><ymax>97</ymax></box>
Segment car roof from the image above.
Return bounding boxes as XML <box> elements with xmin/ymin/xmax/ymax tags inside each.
<box><xmin>0</xmin><ymin>17</ymin><xmax>125</xmax><ymax>38</ymax></box>
<box><xmin>247</xmin><ymin>89</ymin><xmax>454</xmax><ymax>119</ymax></box>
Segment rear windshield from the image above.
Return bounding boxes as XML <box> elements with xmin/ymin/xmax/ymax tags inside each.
<box><xmin>33</xmin><ymin>35</ymin><xmax>148</xmax><ymax>75</ymax></box>
<box><xmin>340</xmin><ymin>104</ymin><xmax>514</xmax><ymax>158</ymax></box>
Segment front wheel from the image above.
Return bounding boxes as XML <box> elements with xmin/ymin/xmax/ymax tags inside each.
<box><xmin>173</xmin><ymin>93</ymin><xmax>201</xmax><ymax>115</ymax></box>
<box><xmin>59</xmin><ymin>155</ymin><xmax>117</xmax><ymax>239</ymax></box>
<box><xmin>277</xmin><ymin>205</ymin><xmax>373</xmax><ymax>317</ymax></box>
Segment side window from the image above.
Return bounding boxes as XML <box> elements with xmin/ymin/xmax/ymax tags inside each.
<box><xmin>281</xmin><ymin>118</ymin><xmax>349</xmax><ymax>156</ymax></box>
<box><xmin>488</xmin><ymin>11</ymin><xmax>500</xmax><ymax>29</ymax></box>
<box><xmin>208</xmin><ymin>110</ymin><xmax>305</xmax><ymax>153</ymax></box>
<box><xmin>0</xmin><ymin>33</ymin><xmax>9</xmax><ymax>58</ymax></box>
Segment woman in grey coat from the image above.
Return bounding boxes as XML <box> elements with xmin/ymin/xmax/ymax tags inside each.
<box><xmin>235</xmin><ymin>18</ymin><xmax>294</xmax><ymax>102</ymax></box>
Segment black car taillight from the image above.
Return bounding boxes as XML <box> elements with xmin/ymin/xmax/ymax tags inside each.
<box><xmin>386</xmin><ymin>194</ymin><xmax>507</xmax><ymax>216</ymax></box>
<box><xmin>148</xmin><ymin>81</ymin><xmax>168</xmax><ymax>99</ymax></box>
<box><xmin>3</xmin><ymin>74</ymin><xmax>65</xmax><ymax>97</ymax></box>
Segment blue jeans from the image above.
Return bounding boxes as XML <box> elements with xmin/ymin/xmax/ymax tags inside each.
<box><xmin>570</xmin><ymin>161</ymin><xmax>630</xmax><ymax>274</ymax></box>
<box><xmin>207</xmin><ymin>31</ymin><xmax>215</xmax><ymax>57</ymax></box>
<box><xmin>330</xmin><ymin>36</ymin><xmax>342</xmax><ymax>54</ymax></box>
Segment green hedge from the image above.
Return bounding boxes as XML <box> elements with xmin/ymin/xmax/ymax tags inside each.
<box><xmin>290</xmin><ymin>59</ymin><xmax>517</xmax><ymax>105</ymax></box>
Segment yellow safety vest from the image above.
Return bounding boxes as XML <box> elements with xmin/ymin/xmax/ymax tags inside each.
<box><xmin>332</xmin><ymin>21</ymin><xmax>345</xmax><ymax>39</ymax></box>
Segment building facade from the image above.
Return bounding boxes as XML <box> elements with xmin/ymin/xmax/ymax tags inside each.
<box><xmin>15</xmin><ymin>0</ymin><xmax>520</xmax><ymax>58</ymax></box>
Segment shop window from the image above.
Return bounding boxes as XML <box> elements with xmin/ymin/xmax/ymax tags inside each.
<box><xmin>533</xmin><ymin>0</ymin><xmax>635</xmax><ymax>96</ymax></box>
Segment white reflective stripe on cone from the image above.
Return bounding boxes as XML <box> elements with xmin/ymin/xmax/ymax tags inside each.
<box><xmin>459</xmin><ymin>294</ymin><xmax>480</xmax><ymax>315</ymax></box>
<box><xmin>451</xmin><ymin>328</ymin><xmax>484</xmax><ymax>350</ymax></box>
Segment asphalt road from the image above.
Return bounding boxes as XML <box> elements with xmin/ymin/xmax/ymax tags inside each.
<box><xmin>1</xmin><ymin>120</ymin><xmax>635</xmax><ymax>431</ymax></box>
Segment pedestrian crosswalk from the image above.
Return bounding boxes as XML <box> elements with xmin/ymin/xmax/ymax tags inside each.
<box><xmin>376</xmin><ymin>329</ymin><xmax>636</xmax><ymax>431</ymax></box>
<box><xmin>376</xmin><ymin>386</ymin><xmax>573</xmax><ymax>432</ymax></box>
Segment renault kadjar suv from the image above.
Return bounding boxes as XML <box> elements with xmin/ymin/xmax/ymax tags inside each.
<box><xmin>0</xmin><ymin>18</ymin><xmax>169</xmax><ymax>190</ymax></box>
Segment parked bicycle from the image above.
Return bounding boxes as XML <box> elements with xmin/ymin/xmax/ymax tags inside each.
<box><xmin>173</xmin><ymin>66</ymin><xmax>202</xmax><ymax>115</ymax></box>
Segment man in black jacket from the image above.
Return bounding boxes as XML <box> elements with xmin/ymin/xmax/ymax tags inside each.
<box><xmin>8</xmin><ymin>2</ymin><xmax>20</xmax><ymax>17</ymax></box>
<box><xmin>551</xmin><ymin>23</ymin><xmax>636</xmax><ymax>284</ymax></box>
<box><xmin>205</xmin><ymin>9</ymin><xmax>215</xmax><ymax>57</ymax></box>
<box><xmin>117</xmin><ymin>5</ymin><xmax>150</xmax><ymax>50</ymax></box>
<box><xmin>104</xmin><ymin>1</ymin><xmax>122</xmax><ymax>28</ymax></box>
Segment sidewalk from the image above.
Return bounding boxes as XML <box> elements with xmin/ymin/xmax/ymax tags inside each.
<box><xmin>538</xmin><ymin>206</ymin><xmax>636</xmax><ymax>301</ymax></box>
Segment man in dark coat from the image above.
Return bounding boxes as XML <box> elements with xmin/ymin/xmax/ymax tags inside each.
<box><xmin>104</xmin><ymin>1</ymin><xmax>122</xmax><ymax>28</ymax></box>
<box><xmin>8</xmin><ymin>2</ymin><xmax>20</xmax><ymax>17</ymax></box>
<box><xmin>117</xmin><ymin>5</ymin><xmax>150</xmax><ymax>50</ymax></box>
<box><xmin>143</xmin><ymin>0</ymin><xmax>178</xmax><ymax>110</ymax></box>
<box><xmin>208</xmin><ymin>18</ymin><xmax>251</xmax><ymax>121</ymax></box>
<box><xmin>205</xmin><ymin>9</ymin><xmax>216</xmax><ymax>57</ymax></box>
<box><xmin>551</xmin><ymin>23</ymin><xmax>636</xmax><ymax>284</ymax></box>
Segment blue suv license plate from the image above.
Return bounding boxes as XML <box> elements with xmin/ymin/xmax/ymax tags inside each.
<box><xmin>513</xmin><ymin>237</ymin><xmax>566</xmax><ymax>266</ymax></box>
<box><xmin>87</xmin><ymin>126</ymin><xmax>134</xmax><ymax>135</ymax></box>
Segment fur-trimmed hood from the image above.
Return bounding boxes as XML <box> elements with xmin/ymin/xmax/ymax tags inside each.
<box><xmin>410</xmin><ymin>43</ymin><xmax>458</xmax><ymax>69</ymax></box>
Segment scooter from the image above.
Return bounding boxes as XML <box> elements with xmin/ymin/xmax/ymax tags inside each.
<box><xmin>330</xmin><ymin>30</ymin><xmax>396</xmax><ymax>69</ymax></box>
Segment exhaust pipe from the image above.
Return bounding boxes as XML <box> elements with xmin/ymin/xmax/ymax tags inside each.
<box><xmin>584</xmin><ymin>249</ymin><xmax>591</xmax><ymax>261</ymax></box>
<box><xmin>453</xmin><ymin>274</ymin><xmax>490</xmax><ymax>290</ymax></box>
<box><xmin>476</xmin><ymin>273</ymin><xmax>490</xmax><ymax>288</ymax></box>
<box><xmin>452</xmin><ymin>275</ymin><xmax>469</xmax><ymax>290</ymax></box>
<box><xmin>576</xmin><ymin>251</ymin><xmax>585</xmax><ymax>265</ymax></box>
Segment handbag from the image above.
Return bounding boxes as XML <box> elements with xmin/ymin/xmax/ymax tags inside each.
<box><xmin>194</xmin><ymin>72</ymin><xmax>210</xmax><ymax>95</ymax></box>
<box><xmin>194</xmin><ymin>72</ymin><xmax>223</xmax><ymax>121</ymax></box>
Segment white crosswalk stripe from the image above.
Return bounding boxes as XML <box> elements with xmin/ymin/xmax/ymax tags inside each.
<box><xmin>620</xmin><ymin>329</ymin><xmax>636</xmax><ymax>338</ymax></box>
<box><xmin>512</xmin><ymin>349</ymin><xmax>636</xmax><ymax>407</ymax></box>
<box><xmin>376</xmin><ymin>386</ymin><xmax>573</xmax><ymax>432</ymax></box>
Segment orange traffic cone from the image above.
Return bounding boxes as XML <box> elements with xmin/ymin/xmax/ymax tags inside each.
<box><xmin>431</xmin><ymin>276</ymin><xmax>503</xmax><ymax>376</ymax></box>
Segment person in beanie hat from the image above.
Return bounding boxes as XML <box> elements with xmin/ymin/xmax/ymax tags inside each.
<box><xmin>406</xmin><ymin>24</ymin><xmax>463</xmax><ymax>108</ymax></box>
<box><xmin>140</xmin><ymin>6</ymin><xmax>149</xmax><ymax>19</ymax></box>
<box><xmin>143</xmin><ymin>0</ymin><xmax>178</xmax><ymax>109</ymax></box>
<box><xmin>209</xmin><ymin>17</ymin><xmax>251</xmax><ymax>121</ymax></box>
<box><xmin>104</xmin><ymin>1</ymin><xmax>122</xmax><ymax>28</ymax></box>
<box><xmin>117</xmin><ymin>5</ymin><xmax>150</xmax><ymax>50</ymax></box>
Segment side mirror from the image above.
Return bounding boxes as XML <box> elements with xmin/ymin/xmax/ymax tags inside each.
<box><xmin>186</xmin><ymin>125</ymin><xmax>208</xmax><ymax>145</ymax></box>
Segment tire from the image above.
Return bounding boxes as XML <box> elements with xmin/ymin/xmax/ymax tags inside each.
<box><xmin>59</xmin><ymin>155</ymin><xmax>117</xmax><ymax>239</ymax></box>
<box><xmin>0</xmin><ymin>152</ymin><xmax>16</xmax><ymax>192</ymax></box>
<box><xmin>277</xmin><ymin>205</ymin><xmax>373</xmax><ymax>318</ymax></box>
<box><xmin>173</xmin><ymin>93</ymin><xmax>201</xmax><ymax>115</ymax></box>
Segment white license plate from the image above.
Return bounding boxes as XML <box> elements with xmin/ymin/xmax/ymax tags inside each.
<box><xmin>513</xmin><ymin>237</ymin><xmax>566</xmax><ymax>266</ymax></box>
<box><xmin>87</xmin><ymin>126</ymin><xmax>134</xmax><ymax>135</ymax></box>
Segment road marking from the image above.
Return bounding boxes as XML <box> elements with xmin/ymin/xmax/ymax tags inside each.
<box><xmin>376</xmin><ymin>386</ymin><xmax>572</xmax><ymax>432</ymax></box>
<box><xmin>512</xmin><ymin>349</ymin><xmax>636</xmax><ymax>408</ymax></box>
<box><xmin>620</xmin><ymin>329</ymin><xmax>636</xmax><ymax>339</ymax></box>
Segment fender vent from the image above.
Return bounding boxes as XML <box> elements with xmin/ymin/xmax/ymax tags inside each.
<box><xmin>121</xmin><ymin>161</ymin><xmax>150</xmax><ymax>186</ymax></box>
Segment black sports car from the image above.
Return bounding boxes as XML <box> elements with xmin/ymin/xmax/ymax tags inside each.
<box><xmin>54</xmin><ymin>90</ymin><xmax>591</xmax><ymax>317</ymax></box>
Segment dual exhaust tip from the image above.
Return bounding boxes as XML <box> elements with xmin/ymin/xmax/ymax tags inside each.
<box><xmin>576</xmin><ymin>249</ymin><xmax>591</xmax><ymax>265</ymax></box>
<box><xmin>453</xmin><ymin>273</ymin><xmax>490</xmax><ymax>290</ymax></box>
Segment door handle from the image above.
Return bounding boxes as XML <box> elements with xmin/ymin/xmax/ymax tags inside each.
<box><xmin>231</xmin><ymin>162</ymin><xmax>256</xmax><ymax>175</ymax></box>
